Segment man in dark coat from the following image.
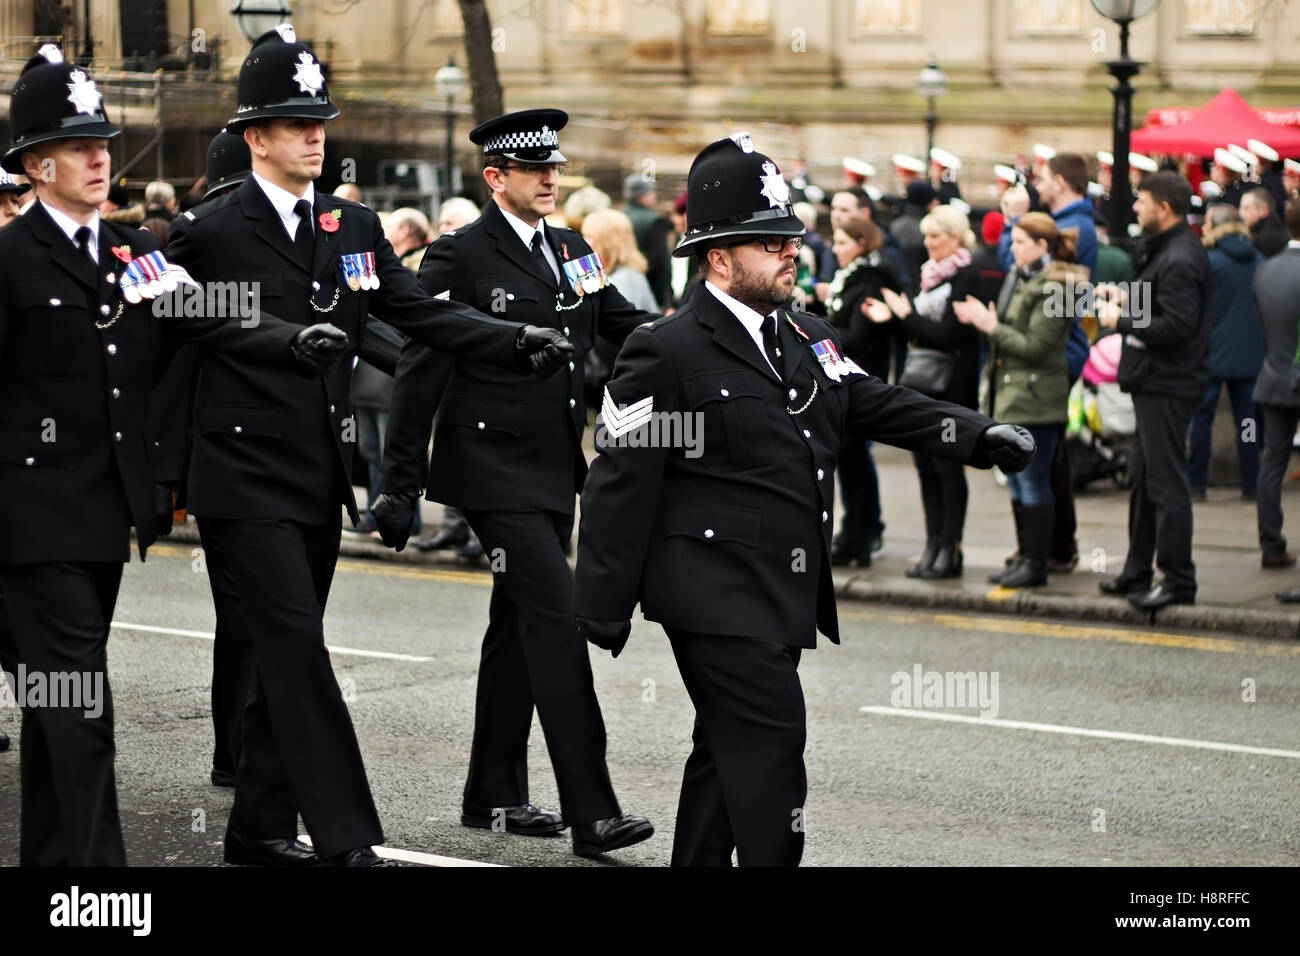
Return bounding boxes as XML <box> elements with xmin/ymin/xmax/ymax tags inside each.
<box><xmin>571</xmin><ymin>133</ymin><xmax>1035</xmax><ymax>866</ymax></box>
<box><xmin>1239</xmin><ymin>187</ymin><xmax>1288</xmax><ymax>259</ymax></box>
<box><xmin>167</xmin><ymin>28</ymin><xmax>568</xmax><ymax>868</ymax></box>
<box><xmin>373</xmin><ymin>109</ymin><xmax>656</xmax><ymax>859</ymax></box>
<box><xmin>1097</xmin><ymin>172</ymin><xmax>1211</xmax><ymax>609</ymax></box>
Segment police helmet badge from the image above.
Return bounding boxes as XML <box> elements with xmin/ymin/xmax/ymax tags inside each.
<box><xmin>759</xmin><ymin>161</ymin><xmax>790</xmax><ymax>208</ymax></box>
<box><xmin>292</xmin><ymin>52</ymin><xmax>324</xmax><ymax>95</ymax></box>
<box><xmin>66</xmin><ymin>69</ymin><xmax>103</xmax><ymax>116</ymax></box>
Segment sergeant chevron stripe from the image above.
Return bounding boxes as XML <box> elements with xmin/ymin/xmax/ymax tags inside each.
<box><xmin>601</xmin><ymin>388</ymin><xmax>654</xmax><ymax>439</ymax></box>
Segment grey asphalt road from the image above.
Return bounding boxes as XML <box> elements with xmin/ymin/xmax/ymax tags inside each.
<box><xmin>1</xmin><ymin>539</ymin><xmax>1297</xmax><ymax>867</ymax></box>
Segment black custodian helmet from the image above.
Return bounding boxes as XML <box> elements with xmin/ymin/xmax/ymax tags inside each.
<box><xmin>202</xmin><ymin>128</ymin><xmax>252</xmax><ymax>201</ymax></box>
<box><xmin>673</xmin><ymin>133</ymin><xmax>805</xmax><ymax>257</ymax></box>
<box><xmin>226</xmin><ymin>24</ymin><xmax>339</xmax><ymax>132</ymax></box>
<box><xmin>2</xmin><ymin>44</ymin><xmax>120</xmax><ymax>174</ymax></box>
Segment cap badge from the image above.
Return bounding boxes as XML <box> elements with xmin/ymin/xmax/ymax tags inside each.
<box><xmin>275</xmin><ymin>24</ymin><xmax>298</xmax><ymax>43</ymax></box>
<box><xmin>539</xmin><ymin>126</ymin><xmax>558</xmax><ymax>147</ymax></box>
<box><xmin>292</xmin><ymin>51</ymin><xmax>324</xmax><ymax>95</ymax></box>
<box><xmin>759</xmin><ymin>160</ymin><xmax>789</xmax><ymax>208</ymax></box>
<box><xmin>66</xmin><ymin>70</ymin><xmax>102</xmax><ymax>117</ymax></box>
<box><xmin>730</xmin><ymin>132</ymin><xmax>754</xmax><ymax>153</ymax></box>
<box><xmin>38</xmin><ymin>43</ymin><xmax>64</xmax><ymax>64</ymax></box>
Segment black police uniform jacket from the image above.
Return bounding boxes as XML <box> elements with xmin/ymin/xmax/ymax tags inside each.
<box><xmin>383</xmin><ymin>199</ymin><xmax>657</xmax><ymax>512</ymax></box>
<box><xmin>168</xmin><ymin>180</ymin><xmax>522</xmax><ymax>525</ymax></box>
<box><xmin>573</xmin><ymin>283</ymin><xmax>999</xmax><ymax>648</ymax></box>
<box><xmin>0</xmin><ymin>202</ymin><xmax>300</xmax><ymax>565</ymax></box>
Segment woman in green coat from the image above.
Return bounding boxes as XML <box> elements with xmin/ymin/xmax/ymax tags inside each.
<box><xmin>955</xmin><ymin>212</ymin><xmax>1087</xmax><ymax>587</ymax></box>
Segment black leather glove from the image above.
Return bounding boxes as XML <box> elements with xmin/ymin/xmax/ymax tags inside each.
<box><xmin>515</xmin><ymin>326</ymin><xmax>574</xmax><ymax>378</ymax></box>
<box><xmin>154</xmin><ymin>483</ymin><xmax>175</xmax><ymax>537</ymax></box>
<box><xmin>290</xmin><ymin>323</ymin><xmax>350</xmax><ymax>373</ymax></box>
<box><xmin>371</xmin><ymin>492</ymin><xmax>419</xmax><ymax>551</ymax></box>
<box><xmin>980</xmin><ymin>423</ymin><xmax>1036</xmax><ymax>474</ymax></box>
<box><xmin>576</xmin><ymin>616</ymin><xmax>632</xmax><ymax>659</ymax></box>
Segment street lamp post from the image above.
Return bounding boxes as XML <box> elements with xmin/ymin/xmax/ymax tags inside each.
<box><xmin>915</xmin><ymin>56</ymin><xmax>947</xmax><ymax>159</ymax></box>
<box><xmin>434</xmin><ymin>57</ymin><xmax>467</xmax><ymax>204</ymax></box>
<box><xmin>230</xmin><ymin>0</ymin><xmax>293</xmax><ymax>45</ymax></box>
<box><xmin>1092</xmin><ymin>0</ymin><xmax>1160</xmax><ymax>239</ymax></box>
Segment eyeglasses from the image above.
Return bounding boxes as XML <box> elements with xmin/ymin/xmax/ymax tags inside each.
<box><xmin>727</xmin><ymin>235</ymin><xmax>803</xmax><ymax>253</ymax></box>
<box><xmin>498</xmin><ymin>163</ymin><xmax>567</xmax><ymax>177</ymax></box>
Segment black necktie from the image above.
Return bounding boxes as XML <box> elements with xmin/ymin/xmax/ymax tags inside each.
<box><xmin>75</xmin><ymin>225</ymin><xmax>94</xmax><ymax>263</ymax></box>
<box><xmin>762</xmin><ymin>314</ymin><xmax>783</xmax><ymax>378</ymax></box>
<box><xmin>293</xmin><ymin>199</ymin><xmax>314</xmax><ymax>269</ymax></box>
<box><xmin>531</xmin><ymin>231</ymin><xmax>556</xmax><ymax>286</ymax></box>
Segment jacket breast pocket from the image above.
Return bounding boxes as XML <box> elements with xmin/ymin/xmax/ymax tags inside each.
<box><xmin>439</xmin><ymin>397</ymin><xmax>523</xmax><ymax>438</ymax></box>
<box><xmin>664</xmin><ymin>503</ymin><xmax>761</xmax><ymax>549</ymax></box>
<box><xmin>196</xmin><ymin>404</ymin><xmax>286</xmax><ymax>439</ymax></box>
<box><xmin>683</xmin><ymin>372</ymin><xmax>772</xmax><ymax>471</ymax></box>
<box><xmin>0</xmin><ymin>426</ymin><xmax>79</xmax><ymax>470</ymax></box>
<box><xmin>14</xmin><ymin>287</ymin><xmax>96</xmax><ymax>376</ymax></box>
<box><xmin>472</xmin><ymin>279</ymin><xmax>546</xmax><ymax>322</ymax></box>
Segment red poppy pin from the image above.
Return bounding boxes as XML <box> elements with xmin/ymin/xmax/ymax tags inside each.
<box><xmin>319</xmin><ymin>209</ymin><xmax>341</xmax><ymax>233</ymax></box>
<box><xmin>111</xmin><ymin>245</ymin><xmax>132</xmax><ymax>264</ymax></box>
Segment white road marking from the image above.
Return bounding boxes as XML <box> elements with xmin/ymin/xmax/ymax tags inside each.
<box><xmin>858</xmin><ymin>706</ymin><xmax>1300</xmax><ymax>760</ymax></box>
<box><xmin>297</xmin><ymin>836</ymin><xmax>501</xmax><ymax>867</ymax></box>
<box><xmin>110</xmin><ymin>621</ymin><xmax>435</xmax><ymax>663</ymax></box>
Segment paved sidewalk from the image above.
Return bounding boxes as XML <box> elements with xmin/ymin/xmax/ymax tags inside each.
<box><xmin>163</xmin><ymin>445</ymin><xmax>1300</xmax><ymax>640</ymax></box>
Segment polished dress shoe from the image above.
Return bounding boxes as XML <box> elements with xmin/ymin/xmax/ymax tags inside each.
<box><xmin>1275</xmin><ymin>587</ymin><xmax>1300</xmax><ymax>603</ymax></box>
<box><xmin>0</xmin><ymin>730</ymin><xmax>8</xmax><ymax>752</ymax></box>
<box><xmin>320</xmin><ymin>846</ymin><xmax>398</xmax><ymax>867</ymax></box>
<box><xmin>1046</xmin><ymin>551</ymin><xmax>1079</xmax><ymax>574</ymax></box>
<box><xmin>210</xmin><ymin>768</ymin><xmax>236</xmax><ymax>788</ymax></box>
<box><xmin>457</xmin><ymin>536</ymin><xmax>486</xmax><ymax>560</ymax></box>
<box><xmin>919</xmin><ymin>543</ymin><xmax>962</xmax><ymax>579</ymax></box>
<box><xmin>462</xmin><ymin>802</ymin><xmax>565</xmax><ymax>836</ymax></box>
<box><xmin>572</xmin><ymin>814</ymin><xmax>654</xmax><ymax>857</ymax></box>
<box><xmin>1127</xmin><ymin>583</ymin><xmax>1195</xmax><ymax>610</ymax></box>
<box><xmin>414</xmin><ymin>526</ymin><xmax>469</xmax><ymax>552</ymax></box>
<box><xmin>1098</xmin><ymin>575</ymin><xmax>1151</xmax><ymax>596</ymax></box>
<box><xmin>906</xmin><ymin>538</ymin><xmax>940</xmax><ymax>578</ymax></box>
<box><xmin>1261</xmin><ymin>551</ymin><xmax>1297</xmax><ymax>569</ymax></box>
<box><xmin>224</xmin><ymin>829</ymin><xmax>319</xmax><ymax>867</ymax></box>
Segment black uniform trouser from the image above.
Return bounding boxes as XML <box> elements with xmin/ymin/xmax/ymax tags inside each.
<box><xmin>1120</xmin><ymin>393</ymin><xmax>1198</xmax><ymax>594</ymax></box>
<box><xmin>461</xmin><ymin>508</ymin><xmax>620</xmax><ymax>826</ymax></box>
<box><xmin>1256</xmin><ymin>403</ymin><xmax>1299</xmax><ymax>555</ymax></box>
<box><xmin>665</xmin><ymin>629</ymin><xmax>806</xmax><ymax>867</ymax></box>
<box><xmin>202</xmin><ymin>524</ymin><xmax>251</xmax><ymax>778</ymax></box>
<box><xmin>197</xmin><ymin>515</ymin><xmax>383</xmax><ymax>858</ymax></box>
<box><xmin>0</xmin><ymin>561</ymin><xmax>124</xmax><ymax>866</ymax></box>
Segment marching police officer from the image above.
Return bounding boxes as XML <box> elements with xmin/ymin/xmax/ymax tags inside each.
<box><xmin>373</xmin><ymin>109</ymin><xmax>656</xmax><ymax>857</ymax></box>
<box><xmin>572</xmin><ymin>134</ymin><xmax>1035</xmax><ymax>866</ymax></box>
<box><xmin>0</xmin><ymin>45</ymin><xmax>321</xmax><ymax>866</ymax></box>
<box><xmin>167</xmin><ymin>27</ymin><xmax>569</xmax><ymax>868</ymax></box>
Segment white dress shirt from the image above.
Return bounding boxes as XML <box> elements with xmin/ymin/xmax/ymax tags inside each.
<box><xmin>705</xmin><ymin>280</ymin><xmax>780</xmax><ymax>376</ymax></box>
<box><xmin>41</xmin><ymin>200</ymin><xmax>100</xmax><ymax>262</ymax></box>
<box><xmin>252</xmin><ymin>171</ymin><xmax>316</xmax><ymax>241</ymax></box>
<box><xmin>497</xmin><ymin>201</ymin><xmax>560</xmax><ymax>283</ymax></box>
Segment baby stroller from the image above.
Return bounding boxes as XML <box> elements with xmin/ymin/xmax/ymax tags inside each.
<box><xmin>1067</xmin><ymin>333</ymin><xmax>1135</xmax><ymax>490</ymax></box>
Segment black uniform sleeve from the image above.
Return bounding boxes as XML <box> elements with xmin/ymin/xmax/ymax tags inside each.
<box><xmin>595</xmin><ymin>283</ymin><xmax>661</xmax><ymax>350</ymax></box>
<box><xmin>381</xmin><ymin>338</ymin><xmax>453</xmax><ymax>494</ymax></box>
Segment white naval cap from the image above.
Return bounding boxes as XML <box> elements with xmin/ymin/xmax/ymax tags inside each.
<box><xmin>892</xmin><ymin>153</ymin><xmax>926</xmax><ymax>174</ymax></box>
<box><xmin>1096</xmin><ymin>150</ymin><xmax>1114</xmax><ymax>168</ymax></box>
<box><xmin>1247</xmin><ymin>139</ymin><xmax>1279</xmax><ymax>162</ymax></box>
<box><xmin>1214</xmin><ymin>147</ymin><xmax>1248</xmax><ymax>174</ymax></box>
<box><xmin>1226</xmin><ymin>143</ymin><xmax>1258</xmax><ymax>166</ymax></box>
<box><xmin>929</xmin><ymin>147</ymin><xmax>961</xmax><ymax>170</ymax></box>
<box><xmin>1033</xmin><ymin>143</ymin><xmax>1057</xmax><ymax>162</ymax></box>
<box><xmin>842</xmin><ymin>156</ymin><xmax>876</xmax><ymax>178</ymax></box>
<box><xmin>993</xmin><ymin>164</ymin><xmax>1021</xmax><ymax>184</ymax></box>
<box><xmin>1128</xmin><ymin>152</ymin><xmax>1158</xmax><ymax>173</ymax></box>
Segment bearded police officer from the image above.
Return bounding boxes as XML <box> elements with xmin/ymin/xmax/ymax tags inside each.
<box><xmin>572</xmin><ymin>135</ymin><xmax>1035</xmax><ymax>867</ymax></box>
<box><xmin>0</xmin><ymin>45</ymin><xmax>324</xmax><ymax>866</ymax></box>
<box><xmin>167</xmin><ymin>27</ymin><xmax>571</xmax><ymax>868</ymax></box>
<box><xmin>373</xmin><ymin>109</ymin><xmax>656</xmax><ymax>858</ymax></box>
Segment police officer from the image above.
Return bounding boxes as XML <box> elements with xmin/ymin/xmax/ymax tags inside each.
<box><xmin>166</xmin><ymin>27</ymin><xmax>568</xmax><ymax>868</ymax></box>
<box><xmin>0</xmin><ymin>45</ymin><xmax>325</xmax><ymax>866</ymax></box>
<box><xmin>373</xmin><ymin>109</ymin><xmax>656</xmax><ymax>858</ymax></box>
<box><xmin>572</xmin><ymin>134</ymin><xmax>1035</xmax><ymax>866</ymax></box>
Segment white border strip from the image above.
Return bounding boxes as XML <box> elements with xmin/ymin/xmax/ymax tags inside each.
<box><xmin>110</xmin><ymin>621</ymin><xmax>434</xmax><ymax>663</ymax></box>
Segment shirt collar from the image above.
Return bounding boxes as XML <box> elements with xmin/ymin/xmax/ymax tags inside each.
<box><xmin>252</xmin><ymin>171</ymin><xmax>316</xmax><ymax>231</ymax></box>
<box><xmin>40</xmin><ymin>199</ymin><xmax>100</xmax><ymax>247</ymax></box>
<box><xmin>497</xmin><ymin>201</ymin><xmax>546</xmax><ymax>251</ymax></box>
<box><xmin>704</xmin><ymin>280</ymin><xmax>776</xmax><ymax>335</ymax></box>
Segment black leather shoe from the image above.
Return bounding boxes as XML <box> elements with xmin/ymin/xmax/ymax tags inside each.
<box><xmin>414</xmin><ymin>526</ymin><xmax>469</xmax><ymax>552</ymax></box>
<box><xmin>457</xmin><ymin>536</ymin><xmax>485</xmax><ymax>560</ymax></box>
<box><xmin>224</xmin><ymin>829</ymin><xmax>319</xmax><ymax>867</ymax></box>
<box><xmin>1275</xmin><ymin>587</ymin><xmax>1300</xmax><ymax>603</ymax></box>
<box><xmin>0</xmin><ymin>731</ymin><xmax>9</xmax><ymax>753</ymax></box>
<box><xmin>320</xmin><ymin>846</ymin><xmax>398</xmax><ymax>867</ymax></box>
<box><xmin>906</xmin><ymin>538</ymin><xmax>940</xmax><ymax>578</ymax></box>
<box><xmin>572</xmin><ymin>814</ymin><xmax>654</xmax><ymax>857</ymax></box>
<box><xmin>1098</xmin><ymin>575</ymin><xmax>1151</xmax><ymax>596</ymax></box>
<box><xmin>1127</xmin><ymin>583</ymin><xmax>1195</xmax><ymax>610</ymax></box>
<box><xmin>920</xmin><ymin>544</ymin><xmax>962</xmax><ymax>579</ymax></box>
<box><xmin>462</xmin><ymin>802</ymin><xmax>565</xmax><ymax>836</ymax></box>
<box><xmin>210</xmin><ymin>768</ymin><xmax>236</xmax><ymax>788</ymax></box>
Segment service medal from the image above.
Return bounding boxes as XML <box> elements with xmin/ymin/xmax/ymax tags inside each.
<box><xmin>122</xmin><ymin>283</ymin><xmax>142</xmax><ymax>304</ymax></box>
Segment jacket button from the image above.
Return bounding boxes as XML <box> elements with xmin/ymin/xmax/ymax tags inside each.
<box><xmin>100</xmin><ymin>304</ymin><xmax>111</xmax><ymax>315</ymax></box>
<box><xmin>817</xmin><ymin>468</ymin><xmax>824</xmax><ymax>480</ymax></box>
<box><xmin>704</xmin><ymin>529</ymin><xmax>715</xmax><ymax>538</ymax></box>
<box><xmin>803</xmin><ymin>429</ymin><xmax>811</xmax><ymax>438</ymax></box>
<box><xmin>568</xmin><ymin>361</ymin><xmax>575</xmax><ymax>371</ymax></box>
<box><xmin>506</xmin><ymin>293</ymin><xmax>515</xmax><ymax>301</ymax></box>
<box><xmin>106</xmin><ymin>273</ymin><xmax>116</xmax><ymax>284</ymax></box>
<box><xmin>477</xmin><ymin>421</ymin><xmax>485</xmax><ymax>429</ymax></box>
<box><xmin>106</xmin><ymin>344</ymin><xmax>117</xmax><ymax>355</ymax></box>
<box><xmin>312</xmin><ymin>281</ymin><xmax>320</xmax><ymax>291</ymax></box>
<box><xmin>24</xmin><ymin>457</ymin><xmax>34</xmax><ymax>466</ymax></box>
<box><xmin>720</xmin><ymin>388</ymin><xmax>730</xmax><ymax>397</ymax></box>
<box><xmin>114</xmin><ymin>432</ymin><xmax>122</xmax><ymax>442</ymax></box>
<box><xmin>330</xmin><ymin>404</ymin><xmax>336</xmax><ymax>413</ymax></box>
<box><xmin>234</xmin><ymin>426</ymin><xmax>243</xmax><ymax>434</ymax></box>
<box><xmin>112</xmin><ymin>388</ymin><xmax>121</xmax><ymax>398</ymax></box>
<box><xmin>49</xmin><ymin>298</ymin><xmax>61</xmax><ymax>306</ymax></box>
<box><xmin>564</xmin><ymin>327</ymin><xmax>570</xmax><ymax>335</ymax></box>
<box><xmin>788</xmin><ymin>388</ymin><xmax>797</xmax><ymax>400</ymax></box>
<box><xmin>569</xmin><ymin>398</ymin><xmax>576</xmax><ymax>408</ymax></box>
<box><xmin>822</xmin><ymin>511</ymin><xmax>828</xmax><ymax>522</ymax></box>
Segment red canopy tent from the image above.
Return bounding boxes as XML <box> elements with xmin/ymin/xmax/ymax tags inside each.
<box><xmin>1130</xmin><ymin>88</ymin><xmax>1300</xmax><ymax>158</ymax></box>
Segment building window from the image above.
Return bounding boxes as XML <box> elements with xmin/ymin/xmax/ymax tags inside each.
<box><xmin>706</xmin><ymin>0</ymin><xmax>771</xmax><ymax>36</ymax></box>
<box><xmin>1012</xmin><ymin>0</ymin><xmax>1084</xmax><ymax>34</ymax></box>
<box><xmin>1184</xmin><ymin>0</ymin><xmax>1257</xmax><ymax>36</ymax></box>
<box><xmin>853</xmin><ymin>0</ymin><xmax>922</xmax><ymax>34</ymax></box>
<box><xmin>433</xmin><ymin>0</ymin><xmax>464</xmax><ymax>37</ymax></box>
<box><xmin>567</xmin><ymin>0</ymin><xmax>624</xmax><ymax>35</ymax></box>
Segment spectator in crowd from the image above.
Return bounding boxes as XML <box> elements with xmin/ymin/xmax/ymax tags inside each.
<box><xmin>1252</xmin><ymin>202</ymin><xmax>1300</xmax><ymax>594</ymax></box>
<box><xmin>1096</xmin><ymin>172</ymin><xmax>1210</xmax><ymax>609</ymax></box>
<box><xmin>824</xmin><ymin>215</ymin><xmax>902</xmax><ymax>566</ymax></box>
<box><xmin>667</xmin><ymin>190</ymin><xmax>696</xmax><ymax>309</ymax></box>
<box><xmin>830</xmin><ymin>187</ymin><xmax>913</xmax><ymax>294</ymax></box>
<box><xmin>140</xmin><ymin>216</ymin><xmax>171</xmax><ymax>243</ymax></box>
<box><xmin>562</xmin><ymin>183</ymin><xmax>610</xmax><ymax>232</ymax></box>
<box><xmin>1239</xmin><ymin>187</ymin><xmax>1288</xmax><ymax>259</ymax></box>
<box><xmin>333</xmin><ymin>182</ymin><xmax>363</xmax><ymax>204</ymax></box>
<box><xmin>971</xmin><ymin>210</ymin><xmax>1007</xmax><ymax>306</ymax></box>
<box><xmin>1186</xmin><ymin>204</ymin><xmax>1265</xmax><ymax>504</ymax></box>
<box><xmin>890</xmin><ymin>180</ymin><xmax>937</xmax><ymax>296</ymax></box>
<box><xmin>437</xmin><ymin>195</ymin><xmax>481</xmax><ymax>235</ymax></box>
<box><xmin>1091</xmin><ymin>207</ymin><xmax>1135</xmax><ymax>285</ymax></box>
<box><xmin>956</xmin><ymin>213</ymin><xmax>1081</xmax><ymax>587</ymax></box>
<box><xmin>620</xmin><ymin>172</ymin><xmax>671</xmax><ymax>308</ymax></box>
<box><xmin>865</xmin><ymin>203</ymin><xmax>981</xmax><ymax>578</ymax></box>
<box><xmin>793</xmin><ymin>200</ymin><xmax>836</xmax><ymax>304</ymax></box>
<box><xmin>101</xmin><ymin>182</ymin><xmax>144</xmax><ymax>225</ymax></box>
<box><xmin>143</xmin><ymin>179</ymin><xmax>177</xmax><ymax>220</ymax></box>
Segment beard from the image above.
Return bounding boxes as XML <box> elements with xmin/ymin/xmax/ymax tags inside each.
<box><xmin>727</xmin><ymin>253</ymin><xmax>794</xmax><ymax>315</ymax></box>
